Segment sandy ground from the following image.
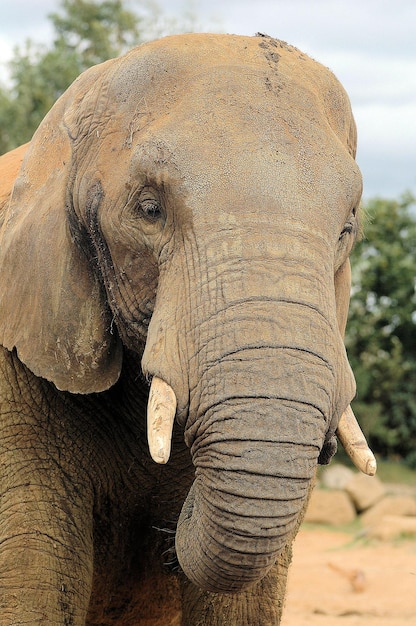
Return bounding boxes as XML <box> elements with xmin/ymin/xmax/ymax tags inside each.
<box><xmin>281</xmin><ymin>526</ymin><xmax>416</xmax><ymax>626</ymax></box>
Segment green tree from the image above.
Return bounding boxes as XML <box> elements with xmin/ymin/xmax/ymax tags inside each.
<box><xmin>50</xmin><ymin>0</ymin><xmax>142</xmax><ymax>69</ymax></box>
<box><xmin>0</xmin><ymin>0</ymin><xmax>142</xmax><ymax>153</ymax></box>
<box><xmin>346</xmin><ymin>193</ymin><xmax>416</xmax><ymax>465</ymax></box>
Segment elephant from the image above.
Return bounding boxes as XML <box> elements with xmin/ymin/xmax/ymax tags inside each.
<box><xmin>0</xmin><ymin>33</ymin><xmax>375</xmax><ymax>625</ymax></box>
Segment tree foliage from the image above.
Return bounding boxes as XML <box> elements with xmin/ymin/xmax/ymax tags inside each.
<box><xmin>50</xmin><ymin>0</ymin><xmax>142</xmax><ymax>68</ymax></box>
<box><xmin>346</xmin><ymin>193</ymin><xmax>416</xmax><ymax>465</ymax></box>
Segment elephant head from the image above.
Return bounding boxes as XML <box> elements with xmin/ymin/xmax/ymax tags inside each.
<box><xmin>0</xmin><ymin>34</ymin><xmax>374</xmax><ymax>594</ymax></box>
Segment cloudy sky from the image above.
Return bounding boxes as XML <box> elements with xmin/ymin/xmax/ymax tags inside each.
<box><xmin>1</xmin><ymin>0</ymin><xmax>415</xmax><ymax>199</ymax></box>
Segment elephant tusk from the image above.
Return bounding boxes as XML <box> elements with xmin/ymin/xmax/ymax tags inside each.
<box><xmin>147</xmin><ymin>376</ymin><xmax>177</xmax><ymax>464</ymax></box>
<box><xmin>337</xmin><ymin>405</ymin><xmax>377</xmax><ymax>476</ymax></box>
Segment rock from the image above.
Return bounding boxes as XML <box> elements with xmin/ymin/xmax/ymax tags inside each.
<box><xmin>360</xmin><ymin>495</ymin><xmax>416</xmax><ymax>527</ymax></box>
<box><xmin>368</xmin><ymin>515</ymin><xmax>416</xmax><ymax>540</ymax></box>
<box><xmin>304</xmin><ymin>489</ymin><xmax>356</xmax><ymax>525</ymax></box>
<box><xmin>384</xmin><ymin>482</ymin><xmax>416</xmax><ymax>497</ymax></box>
<box><xmin>344</xmin><ymin>473</ymin><xmax>385</xmax><ymax>512</ymax></box>
<box><xmin>320</xmin><ymin>464</ymin><xmax>355</xmax><ymax>490</ymax></box>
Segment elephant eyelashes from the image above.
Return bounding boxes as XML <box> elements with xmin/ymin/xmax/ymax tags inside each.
<box><xmin>339</xmin><ymin>224</ymin><xmax>353</xmax><ymax>240</ymax></box>
<box><xmin>127</xmin><ymin>185</ymin><xmax>166</xmax><ymax>227</ymax></box>
<box><xmin>339</xmin><ymin>211</ymin><xmax>358</xmax><ymax>241</ymax></box>
<box><xmin>138</xmin><ymin>198</ymin><xmax>164</xmax><ymax>223</ymax></box>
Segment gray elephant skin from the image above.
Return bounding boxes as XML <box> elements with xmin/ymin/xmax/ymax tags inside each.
<box><xmin>0</xmin><ymin>33</ymin><xmax>363</xmax><ymax>625</ymax></box>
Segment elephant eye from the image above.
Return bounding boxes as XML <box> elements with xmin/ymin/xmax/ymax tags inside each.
<box><xmin>338</xmin><ymin>223</ymin><xmax>353</xmax><ymax>240</ymax></box>
<box><xmin>138</xmin><ymin>198</ymin><xmax>163</xmax><ymax>222</ymax></box>
<box><xmin>339</xmin><ymin>207</ymin><xmax>358</xmax><ymax>241</ymax></box>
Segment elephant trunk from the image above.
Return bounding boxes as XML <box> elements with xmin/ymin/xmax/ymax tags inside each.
<box><xmin>174</xmin><ymin>303</ymin><xmax>347</xmax><ymax>593</ymax></box>
<box><xmin>176</xmin><ymin>396</ymin><xmax>322</xmax><ymax>593</ymax></box>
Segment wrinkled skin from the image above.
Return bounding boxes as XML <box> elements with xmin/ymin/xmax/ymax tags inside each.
<box><xmin>0</xmin><ymin>34</ymin><xmax>362</xmax><ymax>625</ymax></box>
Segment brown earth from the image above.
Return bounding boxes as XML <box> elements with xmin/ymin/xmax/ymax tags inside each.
<box><xmin>282</xmin><ymin>526</ymin><xmax>416</xmax><ymax>625</ymax></box>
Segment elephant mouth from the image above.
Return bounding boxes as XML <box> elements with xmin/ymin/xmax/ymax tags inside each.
<box><xmin>146</xmin><ymin>376</ymin><xmax>377</xmax><ymax>476</ymax></box>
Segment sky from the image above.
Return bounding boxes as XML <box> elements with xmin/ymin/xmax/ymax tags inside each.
<box><xmin>0</xmin><ymin>0</ymin><xmax>415</xmax><ymax>199</ymax></box>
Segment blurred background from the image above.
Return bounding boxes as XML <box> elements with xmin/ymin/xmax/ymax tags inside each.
<box><xmin>1</xmin><ymin>0</ymin><xmax>415</xmax><ymax>477</ymax></box>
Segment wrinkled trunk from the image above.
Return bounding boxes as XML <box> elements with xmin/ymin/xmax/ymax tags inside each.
<box><xmin>174</xmin><ymin>297</ymin><xmax>352</xmax><ymax>593</ymax></box>
<box><xmin>176</xmin><ymin>411</ymin><xmax>320</xmax><ymax>592</ymax></box>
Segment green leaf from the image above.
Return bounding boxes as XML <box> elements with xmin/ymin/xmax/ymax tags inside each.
<box><xmin>348</xmin><ymin>194</ymin><xmax>416</xmax><ymax>462</ymax></box>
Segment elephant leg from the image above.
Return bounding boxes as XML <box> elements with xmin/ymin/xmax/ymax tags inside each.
<box><xmin>0</xmin><ymin>352</ymin><xmax>94</xmax><ymax>624</ymax></box>
<box><xmin>0</xmin><ymin>481</ymin><xmax>94</xmax><ymax>624</ymax></box>
<box><xmin>0</xmin><ymin>461</ymin><xmax>94</xmax><ymax>624</ymax></box>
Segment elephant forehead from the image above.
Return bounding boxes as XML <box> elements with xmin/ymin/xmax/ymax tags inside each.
<box><xmin>115</xmin><ymin>33</ymin><xmax>273</xmax><ymax>91</ymax></box>
<box><xmin>112</xmin><ymin>33</ymin><xmax>339</xmax><ymax>124</ymax></box>
<box><xmin>125</xmin><ymin>73</ymin><xmax>358</xmax><ymax>187</ymax></box>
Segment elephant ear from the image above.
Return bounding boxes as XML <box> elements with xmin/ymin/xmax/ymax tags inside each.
<box><xmin>0</xmin><ymin>69</ymin><xmax>123</xmax><ymax>394</ymax></box>
<box><xmin>0</xmin><ymin>143</ymin><xmax>28</xmax><ymax>214</ymax></box>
